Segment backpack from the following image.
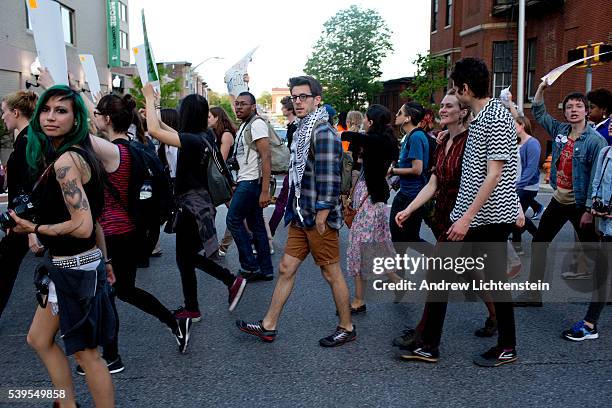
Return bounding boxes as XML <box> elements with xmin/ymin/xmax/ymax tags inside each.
<box><xmin>200</xmin><ymin>132</ymin><xmax>234</xmax><ymax>206</ymax></box>
<box><xmin>243</xmin><ymin>115</ymin><xmax>290</xmax><ymax>174</ymax></box>
<box><xmin>308</xmin><ymin>120</ymin><xmax>353</xmax><ymax>194</ymax></box>
<box><xmin>112</xmin><ymin>139</ymin><xmax>173</xmax><ymax>232</ymax></box>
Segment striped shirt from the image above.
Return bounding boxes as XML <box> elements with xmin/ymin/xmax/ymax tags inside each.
<box><xmin>450</xmin><ymin>98</ymin><xmax>520</xmax><ymax>226</ymax></box>
<box><xmin>100</xmin><ymin>144</ymin><xmax>136</xmax><ymax>236</ymax></box>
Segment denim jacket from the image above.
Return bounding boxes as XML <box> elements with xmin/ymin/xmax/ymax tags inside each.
<box><xmin>591</xmin><ymin>146</ymin><xmax>612</xmax><ymax>236</ymax></box>
<box><xmin>532</xmin><ymin>101</ymin><xmax>607</xmax><ymax>208</ymax></box>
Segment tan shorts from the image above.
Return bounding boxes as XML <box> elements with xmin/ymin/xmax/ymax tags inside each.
<box><xmin>284</xmin><ymin>223</ymin><xmax>340</xmax><ymax>266</ymax></box>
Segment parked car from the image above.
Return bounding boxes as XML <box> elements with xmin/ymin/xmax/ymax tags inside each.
<box><xmin>273</xmin><ymin>126</ymin><xmax>288</xmax><ymax>143</ymax></box>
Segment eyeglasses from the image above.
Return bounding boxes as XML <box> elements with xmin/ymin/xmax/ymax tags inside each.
<box><xmin>234</xmin><ymin>102</ymin><xmax>253</xmax><ymax>108</ymax></box>
<box><xmin>289</xmin><ymin>94</ymin><xmax>315</xmax><ymax>102</ymax></box>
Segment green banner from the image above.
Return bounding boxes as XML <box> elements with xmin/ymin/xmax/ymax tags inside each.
<box><xmin>106</xmin><ymin>0</ymin><xmax>120</xmax><ymax>67</ymax></box>
<box><xmin>141</xmin><ymin>10</ymin><xmax>158</xmax><ymax>81</ymax></box>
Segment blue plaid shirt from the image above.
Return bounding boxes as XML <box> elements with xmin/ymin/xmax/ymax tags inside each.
<box><xmin>285</xmin><ymin>121</ymin><xmax>343</xmax><ymax>229</ymax></box>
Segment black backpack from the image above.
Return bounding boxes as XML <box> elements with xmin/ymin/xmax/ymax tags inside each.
<box><xmin>111</xmin><ymin>139</ymin><xmax>173</xmax><ymax>232</ymax></box>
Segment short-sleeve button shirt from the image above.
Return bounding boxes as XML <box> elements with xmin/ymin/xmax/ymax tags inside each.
<box><xmin>450</xmin><ymin>98</ymin><xmax>520</xmax><ymax>226</ymax></box>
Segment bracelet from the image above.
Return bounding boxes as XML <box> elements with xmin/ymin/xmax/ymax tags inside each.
<box><xmin>155</xmin><ymin>105</ymin><xmax>161</xmax><ymax>110</ymax></box>
<box><xmin>105</xmin><ymin>258</ymin><xmax>113</xmax><ymax>265</ymax></box>
<box><xmin>34</xmin><ymin>224</ymin><xmax>41</xmax><ymax>234</ymax></box>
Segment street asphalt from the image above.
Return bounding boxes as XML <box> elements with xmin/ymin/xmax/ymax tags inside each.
<box><xmin>1</xmin><ymin>191</ymin><xmax>611</xmax><ymax>407</ymax></box>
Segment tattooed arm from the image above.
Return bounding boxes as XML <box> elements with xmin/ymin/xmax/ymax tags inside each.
<box><xmin>10</xmin><ymin>152</ymin><xmax>95</xmax><ymax>239</ymax></box>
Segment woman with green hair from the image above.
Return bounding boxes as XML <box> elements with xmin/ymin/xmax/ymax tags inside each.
<box><xmin>10</xmin><ymin>85</ymin><xmax>116</xmax><ymax>408</ymax></box>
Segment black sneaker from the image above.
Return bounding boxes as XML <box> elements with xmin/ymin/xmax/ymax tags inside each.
<box><xmin>474</xmin><ymin>318</ymin><xmax>498</xmax><ymax>337</ymax></box>
<box><xmin>398</xmin><ymin>343</ymin><xmax>439</xmax><ymax>363</ymax></box>
<box><xmin>392</xmin><ymin>328</ymin><xmax>417</xmax><ymax>347</ymax></box>
<box><xmin>236</xmin><ymin>320</ymin><xmax>277</xmax><ymax>342</ymax></box>
<box><xmin>76</xmin><ymin>356</ymin><xmax>125</xmax><ymax>376</ymax></box>
<box><xmin>173</xmin><ymin>317</ymin><xmax>192</xmax><ymax>353</ymax></box>
<box><xmin>562</xmin><ymin>320</ymin><xmax>599</xmax><ymax>341</ymax></box>
<box><xmin>473</xmin><ymin>346</ymin><xmax>517</xmax><ymax>367</ymax></box>
<box><xmin>319</xmin><ymin>325</ymin><xmax>357</xmax><ymax>347</ymax></box>
<box><xmin>245</xmin><ymin>272</ymin><xmax>274</xmax><ymax>282</ymax></box>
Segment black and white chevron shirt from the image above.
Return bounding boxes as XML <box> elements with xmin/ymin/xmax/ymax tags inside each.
<box><xmin>450</xmin><ymin>98</ymin><xmax>520</xmax><ymax>226</ymax></box>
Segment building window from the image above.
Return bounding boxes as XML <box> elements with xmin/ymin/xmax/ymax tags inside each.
<box><xmin>120</xmin><ymin>31</ymin><xmax>128</xmax><ymax>50</ymax></box>
<box><xmin>431</xmin><ymin>0</ymin><xmax>438</xmax><ymax>31</ymax></box>
<box><xmin>59</xmin><ymin>4</ymin><xmax>74</xmax><ymax>45</ymax></box>
<box><xmin>445</xmin><ymin>0</ymin><xmax>452</xmax><ymax>27</ymax></box>
<box><xmin>443</xmin><ymin>54</ymin><xmax>452</xmax><ymax>92</ymax></box>
<box><xmin>492</xmin><ymin>41</ymin><xmax>513</xmax><ymax>98</ymax></box>
<box><xmin>526</xmin><ymin>38</ymin><xmax>537</xmax><ymax>101</ymax></box>
<box><xmin>119</xmin><ymin>2</ymin><xmax>128</xmax><ymax>22</ymax></box>
<box><xmin>26</xmin><ymin>2</ymin><xmax>74</xmax><ymax>45</ymax></box>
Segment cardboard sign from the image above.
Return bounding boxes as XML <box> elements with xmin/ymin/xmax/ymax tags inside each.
<box><xmin>133</xmin><ymin>44</ymin><xmax>160</xmax><ymax>93</ymax></box>
<box><xmin>224</xmin><ymin>47</ymin><xmax>258</xmax><ymax>96</ymax></box>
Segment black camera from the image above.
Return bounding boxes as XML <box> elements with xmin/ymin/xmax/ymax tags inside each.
<box><xmin>225</xmin><ymin>156</ymin><xmax>239</xmax><ymax>172</ymax></box>
<box><xmin>0</xmin><ymin>194</ymin><xmax>36</xmax><ymax>231</ymax></box>
<box><xmin>34</xmin><ymin>265</ymin><xmax>51</xmax><ymax>308</ymax></box>
<box><xmin>592</xmin><ymin>198</ymin><xmax>612</xmax><ymax>215</ymax></box>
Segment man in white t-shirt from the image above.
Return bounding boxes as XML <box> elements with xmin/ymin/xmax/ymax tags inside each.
<box><xmin>226</xmin><ymin>92</ymin><xmax>273</xmax><ymax>281</ymax></box>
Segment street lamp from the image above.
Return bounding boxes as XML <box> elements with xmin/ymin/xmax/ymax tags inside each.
<box><xmin>191</xmin><ymin>56</ymin><xmax>223</xmax><ymax>72</ymax></box>
<box><xmin>190</xmin><ymin>56</ymin><xmax>223</xmax><ymax>95</ymax></box>
<box><xmin>25</xmin><ymin>57</ymin><xmax>41</xmax><ymax>89</ymax></box>
<box><xmin>112</xmin><ymin>75</ymin><xmax>121</xmax><ymax>89</ymax></box>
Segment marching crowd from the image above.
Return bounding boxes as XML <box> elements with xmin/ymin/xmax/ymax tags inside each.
<box><xmin>0</xmin><ymin>57</ymin><xmax>611</xmax><ymax>407</ymax></box>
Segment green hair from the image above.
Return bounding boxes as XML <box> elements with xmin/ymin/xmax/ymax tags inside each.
<box><xmin>26</xmin><ymin>85</ymin><xmax>90</xmax><ymax>172</ymax></box>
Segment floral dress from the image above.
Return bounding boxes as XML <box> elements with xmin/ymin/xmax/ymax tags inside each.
<box><xmin>346</xmin><ymin>176</ymin><xmax>396</xmax><ymax>277</ymax></box>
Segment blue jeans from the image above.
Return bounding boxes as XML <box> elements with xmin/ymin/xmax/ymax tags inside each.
<box><xmin>227</xmin><ymin>180</ymin><xmax>273</xmax><ymax>275</ymax></box>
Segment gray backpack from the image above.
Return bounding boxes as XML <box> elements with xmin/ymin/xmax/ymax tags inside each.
<box><xmin>243</xmin><ymin>115</ymin><xmax>290</xmax><ymax>174</ymax></box>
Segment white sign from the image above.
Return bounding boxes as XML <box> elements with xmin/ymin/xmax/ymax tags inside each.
<box><xmin>541</xmin><ymin>51</ymin><xmax>612</xmax><ymax>85</ymax></box>
<box><xmin>132</xmin><ymin>44</ymin><xmax>160</xmax><ymax>93</ymax></box>
<box><xmin>224</xmin><ymin>47</ymin><xmax>258</xmax><ymax>96</ymax></box>
<box><xmin>26</xmin><ymin>0</ymin><xmax>68</xmax><ymax>85</ymax></box>
<box><xmin>78</xmin><ymin>54</ymin><xmax>101</xmax><ymax>96</ymax></box>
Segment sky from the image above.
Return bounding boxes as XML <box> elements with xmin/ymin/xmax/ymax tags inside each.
<box><xmin>127</xmin><ymin>0</ymin><xmax>431</xmax><ymax>97</ymax></box>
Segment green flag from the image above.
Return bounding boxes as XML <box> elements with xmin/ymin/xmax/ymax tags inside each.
<box><xmin>106</xmin><ymin>0</ymin><xmax>120</xmax><ymax>67</ymax></box>
<box><xmin>141</xmin><ymin>9</ymin><xmax>159</xmax><ymax>82</ymax></box>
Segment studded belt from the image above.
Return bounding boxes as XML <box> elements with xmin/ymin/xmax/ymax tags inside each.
<box><xmin>51</xmin><ymin>249</ymin><xmax>102</xmax><ymax>269</ymax></box>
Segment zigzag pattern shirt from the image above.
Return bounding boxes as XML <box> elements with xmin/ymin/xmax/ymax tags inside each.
<box><xmin>450</xmin><ymin>98</ymin><xmax>520</xmax><ymax>226</ymax></box>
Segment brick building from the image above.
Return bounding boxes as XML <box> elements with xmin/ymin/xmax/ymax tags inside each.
<box><xmin>430</xmin><ymin>0</ymin><xmax>612</xmax><ymax>157</ymax></box>
<box><xmin>371</xmin><ymin>77</ymin><xmax>414</xmax><ymax>116</ymax></box>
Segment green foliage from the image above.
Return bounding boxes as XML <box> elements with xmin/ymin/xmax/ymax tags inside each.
<box><xmin>208</xmin><ymin>90</ymin><xmax>237</xmax><ymax>123</ymax></box>
<box><xmin>257</xmin><ymin>91</ymin><xmax>272</xmax><ymax>110</ymax></box>
<box><xmin>130</xmin><ymin>64</ymin><xmax>182</xmax><ymax>109</ymax></box>
<box><xmin>304</xmin><ymin>5</ymin><xmax>393</xmax><ymax>112</ymax></box>
<box><xmin>401</xmin><ymin>53</ymin><xmax>449</xmax><ymax>111</ymax></box>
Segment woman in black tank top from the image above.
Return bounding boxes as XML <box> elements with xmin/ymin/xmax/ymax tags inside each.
<box><xmin>9</xmin><ymin>85</ymin><xmax>116</xmax><ymax>408</ymax></box>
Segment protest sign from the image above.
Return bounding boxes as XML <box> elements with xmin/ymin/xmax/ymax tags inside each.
<box><xmin>78</xmin><ymin>54</ymin><xmax>101</xmax><ymax>96</ymax></box>
<box><xmin>138</xmin><ymin>10</ymin><xmax>160</xmax><ymax>92</ymax></box>
<box><xmin>542</xmin><ymin>51</ymin><xmax>612</xmax><ymax>85</ymax></box>
<box><xmin>26</xmin><ymin>0</ymin><xmax>68</xmax><ymax>85</ymax></box>
<box><xmin>224</xmin><ymin>47</ymin><xmax>258</xmax><ymax>96</ymax></box>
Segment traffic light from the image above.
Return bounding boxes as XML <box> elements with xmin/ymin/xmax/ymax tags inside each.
<box><xmin>567</xmin><ymin>48</ymin><xmax>586</xmax><ymax>63</ymax></box>
<box><xmin>595</xmin><ymin>44</ymin><xmax>612</xmax><ymax>63</ymax></box>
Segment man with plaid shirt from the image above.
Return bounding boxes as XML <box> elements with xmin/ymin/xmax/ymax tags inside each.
<box><xmin>236</xmin><ymin>76</ymin><xmax>356</xmax><ymax>347</ymax></box>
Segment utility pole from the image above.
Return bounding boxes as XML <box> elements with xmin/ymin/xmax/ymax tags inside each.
<box><xmin>517</xmin><ymin>0</ymin><xmax>526</xmax><ymax>114</ymax></box>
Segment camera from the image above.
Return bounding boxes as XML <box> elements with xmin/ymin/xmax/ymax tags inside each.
<box><xmin>592</xmin><ymin>198</ymin><xmax>612</xmax><ymax>215</ymax></box>
<box><xmin>0</xmin><ymin>194</ymin><xmax>36</xmax><ymax>231</ymax></box>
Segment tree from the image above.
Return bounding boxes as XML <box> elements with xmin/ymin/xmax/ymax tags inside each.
<box><xmin>208</xmin><ymin>90</ymin><xmax>237</xmax><ymax>123</ymax></box>
<box><xmin>304</xmin><ymin>5</ymin><xmax>393</xmax><ymax>112</ymax></box>
<box><xmin>401</xmin><ymin>53</ymin><xmax>449</xmax><ymax>111</ymax></box>
<box><xmin>130</xmin><ymin>65</ymin><xmax>182</xmax><ymax>109</ymax></box>
<box><xmin>257</xmin><ymin>91</ymin><xmax>272</xmax><ymax>110</ymax></box>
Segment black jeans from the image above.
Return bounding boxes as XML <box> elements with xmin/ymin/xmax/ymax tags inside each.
<box><xmin>585</xmin><ymin>236</ymin><xmax>612</xmax><ymax>324</ymax></box>
<box><xmin>420</xmin><ymin>223</ymin><xmax>517</xmax><ymax>349</ymax></box>
<box><xmin>0</xmin><ymin>232</ymin><xmax>29</xmax><ymax>319</ymax></box>
<box><xmin>527</xmin><ymin>197</ymin><xmax>599</xmax><ymax>283</ymax></box>
<box><xmin>103</xmin><ymin>231</ymin><xmax>176</xmax><ymax>360</ymax></box>
<box><xmin>512</xmin><ymin>189</ymin><xmax>539</xmax><ymax>242</ymax></box>
<box><xmin>389</xmin><ymin>191</ymin><xmax>435</xmax><ymax>257</ymax></box>
<box><xmin>176</xmin><ymin>211</ymin><xmax>235</xmax><ymax>312</ymax></box>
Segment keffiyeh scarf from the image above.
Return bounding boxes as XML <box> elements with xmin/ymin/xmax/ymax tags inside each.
<box><xmin>288</xmin><ymin>106</ymin><xmax>329</xmax><ymax>222</ymax></box>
